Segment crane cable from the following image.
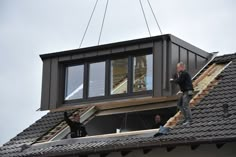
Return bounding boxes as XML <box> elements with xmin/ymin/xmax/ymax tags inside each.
<box><xmin>79</xmin><ymin>0</ymin><xmax>99</xmax><ymax>48</ymax></box>
<box><xmin>139</xmin><ymin>0</ymin><xmax>163</xmax><ymax>36</ymax></box>
<box><xmin>147</xmin><ymin>0</ymin><xmax>163</xmax><ymax>35</ymax></box>
<box><xmin>98</xmin><ymin>0</ymin><xmax>109</xmax><ymax>45</ymax></box>
<box><xmin>79</xmin><ymin>0</ymin><xmax>162</xmax><ymax>47</ymax></box>
<box><xmin>139</xmin><ymin>0</ymin><xmax>151</xmax><ymax>37</ymax></box>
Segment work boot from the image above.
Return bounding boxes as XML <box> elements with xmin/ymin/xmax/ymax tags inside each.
<box><xmin>182</xmin><ymin>119</ymin><xmax>192</xmax><ymax>125</ymax></box>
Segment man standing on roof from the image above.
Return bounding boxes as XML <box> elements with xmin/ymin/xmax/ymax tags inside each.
<box><xmin>170</xmin><ymin>62</ymin><xmax>194</xmax><ymax>125</ymax></box>
<box><xmin>64</xmin><ymin>111</ymin><xmax>87</xmax><ymax>138</ymax></box>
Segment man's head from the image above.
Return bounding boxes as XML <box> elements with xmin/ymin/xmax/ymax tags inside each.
<box><xmin>177</xmin><ymin>62</ymin><xmax>186</xmax><ymax>72</ymax></box>
<box><xmin>154</xmin><ymin>114</ymin><xmax>161</xmax><ymax>124</ymax></box>
<box><xmin>72</xmin><ymin>111</ymin><xmax>80</xmax><ymax>122</ymax></box>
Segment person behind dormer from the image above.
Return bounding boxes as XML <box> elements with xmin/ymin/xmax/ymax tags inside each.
<box><xmin>64</xmin><ymin>111</ymin><xmax>87</xmax><ymax>138</ymax></box>
<box><xmin>152</xmin><ymin>114</ymin><xmax>164</xmax><ymax>129</ymax></box>
<box><xmin>170</xmin><ymin>62</ymin><xmax>194</xmax><ymax>125</ymax></box>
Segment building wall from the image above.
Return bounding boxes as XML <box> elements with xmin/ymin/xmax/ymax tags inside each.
<box><xmin>88</xmin><ymin>143</ymin><xmax>236</xmax><ymax>157</ymax></box>
<box><xmin>170</xmin><ymin>43</ymin><xmax>208</xmax><ymax>94</ymax></box>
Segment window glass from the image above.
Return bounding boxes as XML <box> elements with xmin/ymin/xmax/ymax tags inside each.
<box><xmin>89</xmin><ymin>62</ymin><xmax>106</xmax><ymax>97</ymax></box>
<box><xmin>65</xmin><ymin>65</ymin><xmax>84</xmax><ymax>100</ymax></box>
<box><xmin>110</xmin><ymin>58</ymin><xmax>128</xmax><ymax>94</ymax></box>
<box><xmin>133</xmin><ymin>54</ymin><xmax>153</xmax><ymax>92</ymax></box>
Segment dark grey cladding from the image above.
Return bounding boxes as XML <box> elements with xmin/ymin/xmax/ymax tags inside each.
<box><xmin>40</xmin><ymin>34</ymin><xmax>212</xmax><ymax>110</ymax></box>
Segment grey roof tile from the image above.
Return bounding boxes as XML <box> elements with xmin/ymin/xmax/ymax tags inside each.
<box><xmin>1</xmin><ymin>53</ymin><xmax>236</xmax><ymax>157</ymax></box>
<box><xmin>213</xmin><ymin>53</ymin><xmax>236</xmax><ymax>63</ymax></box>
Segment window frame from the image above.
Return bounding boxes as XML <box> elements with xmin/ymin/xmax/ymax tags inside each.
<box><xmin>64</xmin><ymin>64</ymin><xmax>85</xmax><ymax>101</ymax></box>
<box><xmin>109</xmin><ymin>56</ymin><xmax>129</xmax><ymax>96</ymax></box>
<box><xmin>61</xmin><ymin>61</ymin><xmax>86</xmax><ymax>103</ymax></box>
<box><xmin>132</xmin><ymin>53</ymin><xmax>153</xmax><ymax>93</ymax></box>
<box><xmin>88</xmin><ymin>60</ymin><xmax>107</xmax><ymax>99</ymax></box>
<box><xmin>62</xmin><ymin>49</ymin><xmax>153</xmax><ymax>105</ymax></box>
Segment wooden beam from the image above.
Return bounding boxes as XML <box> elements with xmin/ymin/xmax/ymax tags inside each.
<box><xmin>164</xmin><ymin>112</ymin><xmax>182</xmax><ymax>128</ymax></box>
<box><xmin>97</xmin><ymin>101</ymin><xmax>176</xmax><ymax>116</ymax></box>
<box><xmin>193</xmin><ymin>63</ymin><xmax>216</xmax><ymax>87</ymax></box>
<box><xmin>80</xmin><ymin>129</ymin><xmax>159</xmax><ymax>139</ymax></box>
<box><xmin>97</xmin><ymin>96</ymin><xmax>178</xmax><ymax>110</ymax></box>
<box><xmin>51</xmin><ymin>96</ymin><xmax>179</xmax><ymax>112</ymax></box>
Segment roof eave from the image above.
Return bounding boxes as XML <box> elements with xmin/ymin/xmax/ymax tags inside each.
<box><xmin>39</xmin><ymin>34</ymin><xmax>172</xmax><ymax>60</ymax></box>
<box><xmin>23</xmin><ymin>136</ymin><xmax>236</xmax><ymax>157</ymax></box>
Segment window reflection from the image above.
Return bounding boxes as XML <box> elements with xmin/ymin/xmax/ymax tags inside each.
<box><xmin>65</xmin><ymin>65</ymin><xmax>84</xmax><ymax>100</ymax></box>
<box><xmin>110</xmin><ymin>58</ymin><xmax>128</xmax><ymax>94</ymax></box>
<box><xmin>64</xmin><ymin>53</ymin><xmax>153</xmax><ymax>101</ymax></box>
<box><xmin>133</xmin><ymin>54</ymin><xmax>153</xmax><ymax>92</ymax></box>
<box><xmin>89</xmin><ymin>62</ymin><xmax>106</xmax><ymax>97</ymax></box>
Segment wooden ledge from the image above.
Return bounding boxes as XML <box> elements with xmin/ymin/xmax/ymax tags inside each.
<box><xmin>51</xmin><ymin>96</ymin><xmax>179</xmax><ymax>112</ymax></box>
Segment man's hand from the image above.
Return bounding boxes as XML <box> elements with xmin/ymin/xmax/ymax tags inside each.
<box><xmin>176</xmin><ymin>91</ymin><xmax>183</xmax><ymax>95</ymax></box>
<box><xmin>169</xmin><ymin>78</ymin><xmax>174</xmax><ymax>82</ymax></box>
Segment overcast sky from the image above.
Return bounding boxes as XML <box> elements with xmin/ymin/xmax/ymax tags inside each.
<box><xmin>0</xmin><ymin>0</ymin><xmax>235</xmax><ymax>145</ymax></box>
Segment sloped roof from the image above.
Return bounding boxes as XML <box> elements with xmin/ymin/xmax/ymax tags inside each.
<box><xmin>213</xmin><ymin>52</ymin><xmax>236</xmax><ymax>63</ymax></box>
<box><xmin>0</xmin><ymin>109</ymin><xmax>87</xmax><ymax>157</ymax></box>
<box><xmin>0</xmin><ymin>111</ymin><xmax>65</xmax><ymax>157</ymax></box>
<box><xmin>1</xmin><ymin>53</ymin><xmax>236</xmax><ymax>157</ymax></box>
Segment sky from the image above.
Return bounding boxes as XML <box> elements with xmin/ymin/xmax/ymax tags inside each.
<box><xmin>0</xmin><ymin>0</ymin><xmax>235</xmax><ymax>145</ymax></box>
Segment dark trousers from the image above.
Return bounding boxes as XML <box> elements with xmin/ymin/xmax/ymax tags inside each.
<box><xmin>177</xmin><ymin>91</ymin><xmax>193</xmax><ymax>121</ymax></box>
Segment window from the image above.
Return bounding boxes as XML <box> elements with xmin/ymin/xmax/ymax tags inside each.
<box><xmin>54</xmin><ymin>106</ymin><xmax>177</xmax><ymax>140</ymax></box>
<box><xmin>110</xmin><ymin>58</ymin><xmax>128</xmax><ymax>95</ymax></box>
<box><xmin>88</xmin><ymin>62</ymin><xmax>106</xmax><ymax>97</ymax></box>
<box><xmin>64</xmin><ymin>65</ymin><xmax>84</xmax><ymax>100</ymax></box>
<box><xmin>85</xmin><ymin>106</ymin><xmax>177</xmax><ymax>136</ymax></box>
<box><xmin>133</xmin><ymin>54</ymin><xmax>153</xmax><ymax>92</ymax></box>
<box><xmin>63</xmin><ymin>51</ymin><xmax>153</xmax><ymax>102</ymax></box>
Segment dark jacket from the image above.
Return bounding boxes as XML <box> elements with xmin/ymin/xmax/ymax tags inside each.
<box><xmin>152</xmin><ymin>122</ymin><xmax>165</xmax><ymax>129</ymax></box>
<box><xmin>64</xmin><ymin>112</ymin><xmax>87</xmax><ymax>138</ymax></box>
<box><xmin>172</xmin><ymin>70</ymin><xmax>193</xmax><ymax>92</ymax></box>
